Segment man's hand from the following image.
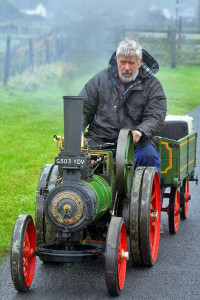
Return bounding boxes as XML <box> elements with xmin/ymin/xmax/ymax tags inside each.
<box><xmin>132</xmin><ymin>130</ymin><xmax>142</xmax><ymax>144</ymax></box>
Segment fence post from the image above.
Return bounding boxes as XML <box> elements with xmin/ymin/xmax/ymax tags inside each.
<box><xmin>29</xmin><ymin>38</ymin><xmax>34</xmax><ymax>71</ymax></box>
<box><xmin>3</xmin><ymin>36</ymin><xmax>11</xmax><ymax>85</ymax></box>
<box><xmin>169</xmin><ymin>27</ymin><xmax>176</xmax><ymax>68</ymax></box>
<box><xmin>45</xmin><ymin>38</ymin><xmax>50</xmax><ymax>64</ymax></box>
<box><xmin>56</xmin><ymin>38</ymin><xmax>61</xmax><ymax>60</ymax></box>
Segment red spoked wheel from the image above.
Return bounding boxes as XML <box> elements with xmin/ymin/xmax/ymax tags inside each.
<box><xmin>168</xmin><ymin>187</ymin><xmax>180</xmax><ymax>234</ymax></box>
<box><xmin>139</xmin><ymin>167</ymin><xmax>161</xmax><ymax>266</ymax></box>
<box><xmin>180</xmin><ymin>179</ymin><xmax>189</xmax><ymax>219</ymax></box>
<box><xmin>11</xmin><ymin>214</ymin><xmax>36</xmax><ymax>292</ymax></box>
<box><xmin>150</xmin><ymin>172</ymin><xmax>161</xmax><ymax>261</ymax></box>
<box><xmin>105</xmin><ymin>217</ymin><xmax>128</xmax><ymax>296</ymax></box>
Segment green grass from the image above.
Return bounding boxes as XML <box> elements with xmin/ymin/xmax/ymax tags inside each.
<box><xmin>157</xmin><ymin>66</ymin><xmax>200</xmax><ymax>115</ymax></box>
<box><xmin>0</xmin><ymin>64</ymin><xmax>200</xmax><ymax>260</ymax></box>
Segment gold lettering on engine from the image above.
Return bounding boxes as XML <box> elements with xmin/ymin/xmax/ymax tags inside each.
<box><xmin>51</xmin><ymin>192</ymin><xmax>83</xmax><ymax>225</ymax></box>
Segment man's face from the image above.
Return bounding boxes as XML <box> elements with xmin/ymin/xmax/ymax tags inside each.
<box><xmin>117</xmin><ymin>54</ymin><xmax>142</xmax><ymax>83</ymax></box>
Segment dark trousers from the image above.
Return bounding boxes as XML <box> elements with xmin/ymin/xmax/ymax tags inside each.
<box><xmin>134</xmin><ymin>142</ymin><xmax>161</xmax><ymax>178</ymax></box>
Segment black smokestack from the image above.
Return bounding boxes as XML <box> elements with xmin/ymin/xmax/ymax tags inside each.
<box><xmin>63</xmin><ymin>96</ymin><xmax>83</xmax><ymax>154</ymax></box>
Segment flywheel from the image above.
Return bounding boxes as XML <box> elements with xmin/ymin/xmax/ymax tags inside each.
<box><xmin>116</xmin><ymin>129</ymin><xmax>134</xmax><ymax>198</ymax></box>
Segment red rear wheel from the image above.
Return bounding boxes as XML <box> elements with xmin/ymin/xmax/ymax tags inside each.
<box><xmin>139</xmin><ymin>167</ymin><xmax>161</xmax><ymax>266</ymax></box>
<box><xmin>11</xmin><ymin>215</ymin><xmax>36</xmax><ymax>292</ymax></box>
<box><xmin>180</xmin><ymin>179</ymin><xmax>189</xmax><ymax>219</ymax></box>
<box><xmin>150</xmin><ymin>172</ymin><xmax>161</xmax><ymax>261</ymax></box>
<box><xmin>105</xmin><ymin>217</ymin><xmax>128</xmax><ymax>296</ymax></box>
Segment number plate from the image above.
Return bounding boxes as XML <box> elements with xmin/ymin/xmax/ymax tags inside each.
<box><xmin>55</xmin><ymin>157</ymin><xmax>86</xmax><ymax>168</ymax></box>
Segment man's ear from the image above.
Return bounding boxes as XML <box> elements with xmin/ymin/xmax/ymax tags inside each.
<box><xmin>139</xmin><ymin>57</ymin><xmax>143</xmax><ymax>68</ymax></box>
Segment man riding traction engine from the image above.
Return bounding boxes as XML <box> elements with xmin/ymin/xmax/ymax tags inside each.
<box><xmin>10</xmin><ymin>95</ymin><xmax>161</xmax><ymax>296</ymax></box>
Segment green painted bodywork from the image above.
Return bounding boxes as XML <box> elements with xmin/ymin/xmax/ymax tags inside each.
<box><xmin>88</xmin><ymin>150</ymin><xmax>114</xmax><ymax>186</ymax></box>
<box><xmin>156</xmin><ymin>132</ymin><xmax>197</xmax><ymax>187</ymax></box>
<box><xmin>83</xmin><ymin>174</ymin><xmax>112</xmax><ymax>220</ymax></box>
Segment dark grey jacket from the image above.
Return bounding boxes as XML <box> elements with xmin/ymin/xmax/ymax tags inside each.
<box><xmin>79</xmin><ymin>50</ymin><xmax>167</xmax><ymax>147</ymax></box>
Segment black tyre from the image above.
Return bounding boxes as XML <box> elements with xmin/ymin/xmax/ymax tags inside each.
<box><xmin>129</xmin><ymin>166</ymin><xmax>145</xmax><ymax>266</ymax></box>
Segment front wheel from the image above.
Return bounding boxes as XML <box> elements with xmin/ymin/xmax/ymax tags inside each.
<box><xmin>10</xmin><ymin>214</ymin><xmax>36</xmax><ymax>292</ymax></box>
<box><xmin>105</xmin><ymin>217</ymin><xmax>128</xmax><ymax>296</ymax></box>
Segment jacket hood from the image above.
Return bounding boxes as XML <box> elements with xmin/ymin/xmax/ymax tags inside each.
<box><xmin>108</xmin><ymin>49</ymin><xmax>159</xmax><ymax>79</ymax></box>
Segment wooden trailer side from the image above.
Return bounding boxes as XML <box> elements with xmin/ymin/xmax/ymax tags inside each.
<box><xmin>156</xmin><ymin>132</ymin><xmax>197</xmax><ymax>187</ymax></box>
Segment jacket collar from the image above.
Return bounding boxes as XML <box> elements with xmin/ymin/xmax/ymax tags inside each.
<box><xmin>108</xmin><ymin>49</ymin><xmax>159</xmax><ymax>80</ymax></box>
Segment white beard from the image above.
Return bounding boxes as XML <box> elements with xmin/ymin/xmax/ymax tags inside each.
<box><xmin>118</xmin><ymin>69</ymin><xmax>139</xmax><ymax>83</ymax></box>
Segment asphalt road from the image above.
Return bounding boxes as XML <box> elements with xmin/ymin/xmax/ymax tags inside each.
<box><xmin>0</xmin><ymin>107</ymin><xmax>200</xmax><ymax>300</ymax></box>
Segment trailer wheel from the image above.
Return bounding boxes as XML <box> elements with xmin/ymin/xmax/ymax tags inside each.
<box><xmin>168</xmin><ymin>187</ymin><xmax>180</xmax><ymax>234</ymax></box>
<box><xmin>10</xmin><ymin>214</ymin><xmax>36</xmax><ymax>292</ymax></box>
<box><xmin>180</xmin><ymin>179</ymin><xmax>189</xmax><ymax>219</ymax></box>
<box><xmin>116</xmin><ymin>129</ymin><xmax>134</xmax><ymax>198</ymax></box>
<box><xmin>105</xmin><ymin>217</ymin><xmax>128</xmax><ymax>296</ymax></box>
<box><xmin>139</xmin><ymin>167</ymin><xmax>161</xmax><ymax>266</ymax></box>
<box><xmin>129</xmin><ymin>166</ymin><xmax>146</xmax><ymax>266</ymax></box>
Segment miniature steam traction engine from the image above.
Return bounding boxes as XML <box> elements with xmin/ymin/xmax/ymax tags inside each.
<box><xmin>10</xmin><ymin>96</ymin><xmax>197</xmax><ymax>296</ymax></box>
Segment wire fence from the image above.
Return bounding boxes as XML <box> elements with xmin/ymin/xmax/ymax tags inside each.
<box><xmin>0</xmin><ymin>28</ymin><xmax>200</xmax><ymax>86</ymax></box>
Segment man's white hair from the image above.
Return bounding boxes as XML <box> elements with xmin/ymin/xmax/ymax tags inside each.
<box><xmin>116</xmin><ymin>38</ymin><xmax>142</xmax><ymax>63</ymax></box>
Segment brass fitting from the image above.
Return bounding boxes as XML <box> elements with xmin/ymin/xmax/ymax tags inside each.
<box><xmin>63</xmin><ymin>204</ymin><xmax>71</xmax><ymax>213</ymax></box>
<box><xmin>81</xmin><ymin>132</ymin><xmax>88</xmax><ymax>151</ymax></box>
<box><xmin>122</xmin><ymin>249</ymin><xmax>129</xmax><ymax>260</ymax></box>
<box><xmin>54</xmin><ymin>133</ymin><xmax>88</xmax><ymax>152</ymax></box>
<box><xmin>54</xmin><ymin>135</ymin><xmax>64</xmax><ymax>153</ymax></box>
<box><xmin>151</xmin><ymin>209</ymin><xmax>159</xmax><ymax>222</ymax></box>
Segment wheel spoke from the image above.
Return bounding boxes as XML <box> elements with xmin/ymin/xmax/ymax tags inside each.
<box><xmin>25</xmin><ymin>231</ymin><xmax>30</xmax><ymax>245</ymax></box>
<box><xmin>151</xmin><ymin>182</ymin><xmax>156</xmax><ymax>204</ymax></box>
<box><xmin>151</xmin><ymin>191</ymin><xmax>156</xmax><ymax>202</ymax></box>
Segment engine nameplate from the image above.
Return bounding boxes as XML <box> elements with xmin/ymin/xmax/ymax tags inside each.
<box><xmin>51</xmin><ymin>192</ymin><xmax>83</xmax><ymax>225</ymax></box>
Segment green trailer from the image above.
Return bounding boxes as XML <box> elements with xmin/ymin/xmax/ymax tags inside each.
<box><xmin>156</xmin><ymin>119</ymin><xmax>198</xmax><ymax>233</ymax></box>
<box><xmin>157</xmin><ymin>133</ymin><xmax>197</xmax><ymax>187</ymax></box>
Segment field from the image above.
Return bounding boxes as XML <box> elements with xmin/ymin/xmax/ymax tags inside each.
<box><xmin>0</xmin><ymin>64</ymin><xmax>200</xmax><ymax>259</ymax></box>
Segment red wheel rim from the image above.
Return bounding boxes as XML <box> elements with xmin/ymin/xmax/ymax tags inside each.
<box><xmin>184</xmin><ymin>179</ymin><xmax>189</xmax><ymax>217</ymax></box>
<box><xmin>150</xmin><ymin>172</ymin><xmax>161</xmax><ymax>262</ymax></box>
<box><xmin>118</xmin><ymin>223</ymin><xmax>127</xmax><ymax>290</ymax></box>
<box><xmin>174</xmin><ymin>190</ymin><xmax>180</xmax><ymax>232</ymax></box>
<box><xmin>23</xmin><ymin>219</ymin><xmax>36</xmax><ymax>286</ymax></box>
